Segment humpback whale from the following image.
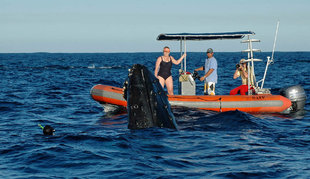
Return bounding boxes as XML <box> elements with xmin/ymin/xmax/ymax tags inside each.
<box><xmin>123</xmin><ymin>64</ymin><xmax>177</xmax><ymax>130</ymax></box>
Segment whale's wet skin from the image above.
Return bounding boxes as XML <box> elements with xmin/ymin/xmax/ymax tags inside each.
<box><xmin>0</xmin><ymin>52</ymin><xmax>309</xmax><ymax>178</ymax></box>
<box><xmin>124</xmin><ymin>64</ymin><xmax>177</xmax><ymax>129</ymax></box>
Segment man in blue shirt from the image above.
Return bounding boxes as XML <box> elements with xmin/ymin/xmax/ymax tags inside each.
<box><xmin>194</xmin><ymin>48</ymin><xmax>218</xmax><ymax>95</ymax></box>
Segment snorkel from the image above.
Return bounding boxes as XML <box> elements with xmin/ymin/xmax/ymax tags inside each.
<box><xmin>38</xmin><ymin>124</ymin><xmax>55</xmax><ymax>135</ymax></box>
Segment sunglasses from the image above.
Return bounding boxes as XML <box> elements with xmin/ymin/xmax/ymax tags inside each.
<box><xmin>163</xmin><ymin>50</ymin><xmax>170</xmax><ymax>53</ymax></box>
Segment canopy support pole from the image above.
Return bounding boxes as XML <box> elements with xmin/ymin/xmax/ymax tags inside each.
<box><xmin>180</xmin><ymin>39</ymin><xmax>183</xmax><ymax>71</ymax></box>
<box><xmin>184</xmin><ymin>37</ymin><xmax>187</xmax><ymax>72</ymax></box>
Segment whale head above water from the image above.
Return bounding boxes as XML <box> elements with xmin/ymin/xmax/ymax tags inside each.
<box><xmin>123</xmin><ymin>64</ymin><xmax>177</xmax><ymax>130</ymax></box>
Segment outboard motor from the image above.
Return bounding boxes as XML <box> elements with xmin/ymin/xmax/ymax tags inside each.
<box><xmin>280</xmin><ymin>85</ymin><xmax>306</xmax><ymax>113</ymax></box>
<box><xmin>178</xmin><ymin>70</ymin><xmax>196</xmax><ymax>95</ymax></box>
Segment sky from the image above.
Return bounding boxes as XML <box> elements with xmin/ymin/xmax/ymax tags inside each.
<box><xmin>0</xmin><ymin>0</ymin><xmax>309</xmax><ymax>53</ymax></box>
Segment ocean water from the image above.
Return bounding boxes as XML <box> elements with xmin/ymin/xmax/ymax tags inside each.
<box><xmin>0</xmin><ymin>52</ymin><xmax>309</xmax><ymax>178</ymax></box>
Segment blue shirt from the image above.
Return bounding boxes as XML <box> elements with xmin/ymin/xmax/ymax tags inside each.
<box><xmin>204</xmin><ymin>56</ymin><xmax>218</xmax><ymax>83</ymax></box>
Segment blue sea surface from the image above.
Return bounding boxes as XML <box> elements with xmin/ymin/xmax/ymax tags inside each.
<box><xmin>0</xmin><ymin>52</ymin><xmax>309</xmax><ymax>178</ymax></box>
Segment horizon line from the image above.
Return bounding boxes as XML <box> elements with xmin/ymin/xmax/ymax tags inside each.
<box><xmin>0</xmin><ymin>51</ymin><xmax>309</xmax><ymax>54</ymax></box>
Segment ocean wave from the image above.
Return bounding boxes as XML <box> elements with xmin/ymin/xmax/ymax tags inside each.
<box><xmin>0</xmin><ymin>52</ymin><xmax>309</xmax><ymax>178</ymax></box>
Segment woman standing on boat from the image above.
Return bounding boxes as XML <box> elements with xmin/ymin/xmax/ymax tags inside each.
<box><xmin>155</xmin><ymin>46</ymin><xmax>186</xmax><ymax>95</ymax></box>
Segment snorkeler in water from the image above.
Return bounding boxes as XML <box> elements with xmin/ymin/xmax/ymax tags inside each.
<box><xmin>38</xmin><ymin>124</ymin><xmax>55</xmax><ymax>135</ymax></box>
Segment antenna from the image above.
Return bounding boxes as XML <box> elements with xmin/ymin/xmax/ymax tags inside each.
<box><xmin>260</xmin><ymin>20</ymin><xmax>280</xmax><ymax>89</ymax></box>
<box><xmin>271</xmin><ymin>20</ymin><xmax>280</xmax><ymax>62</ymax></box>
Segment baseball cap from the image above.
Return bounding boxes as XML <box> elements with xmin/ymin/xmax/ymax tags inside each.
<box><xmin>207</xmin><ymin>48</ymin><xmax>213</xmax><ymax>53</ymax></box>
<box><xmin>240</xmin><ymin>59</ymin><xmax>246</xmax><ymax>63</ymax></box>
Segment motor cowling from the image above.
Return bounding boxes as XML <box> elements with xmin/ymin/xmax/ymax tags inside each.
<box><xmin>280</xmin><ymin>85</ymin><xmax>306</xmax><ymax>112</ymax></box>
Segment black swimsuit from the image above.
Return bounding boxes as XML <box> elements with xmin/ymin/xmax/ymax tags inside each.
<box><xmin>158</xmin><ymin>56</ymin><xmax>172</xmax><ymax>80</ymax></box>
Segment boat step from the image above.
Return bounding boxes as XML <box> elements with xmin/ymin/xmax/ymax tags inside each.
<box><xmin>241</xmin><ymin>39</ymin><xmax>261</xmax><ymax>43</ymax></box>
<box><xmin>242</xmin><ymin>49</ymin><xmax>261</xmax><ymax>52</ymax></box>
<box><xmin>244</xmin><ymin>59</ymin><xmax>263</xmax><ymax>62</ymax></box>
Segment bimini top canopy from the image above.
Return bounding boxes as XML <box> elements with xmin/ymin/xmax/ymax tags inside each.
<box><xmin>157</xmin><ymin>31</ymin><xmax>255</xmax><ymax>41</ymax></box>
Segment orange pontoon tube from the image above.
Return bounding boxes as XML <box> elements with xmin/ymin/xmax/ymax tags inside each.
<box><xmin>91</xmin><ymin>85</ymin><xmax>292</xmax><ymax>113</ymax></box>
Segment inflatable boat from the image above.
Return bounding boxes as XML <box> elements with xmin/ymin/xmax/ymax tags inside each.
<box><xmin>91</xmin><ymin>30</ymin><xmax>306</xmax><ymax>114</ymax></box>
<box><xmin>91</xmin><ymin>84</ymin><xmax>295</xmax><ymax>113</ymax></box>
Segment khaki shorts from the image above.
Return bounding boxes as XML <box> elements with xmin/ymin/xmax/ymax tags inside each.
<box><xmin>204</xmin><ymin>82</ymin><xmax>216</xmax><ymax>95</ymax></box>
